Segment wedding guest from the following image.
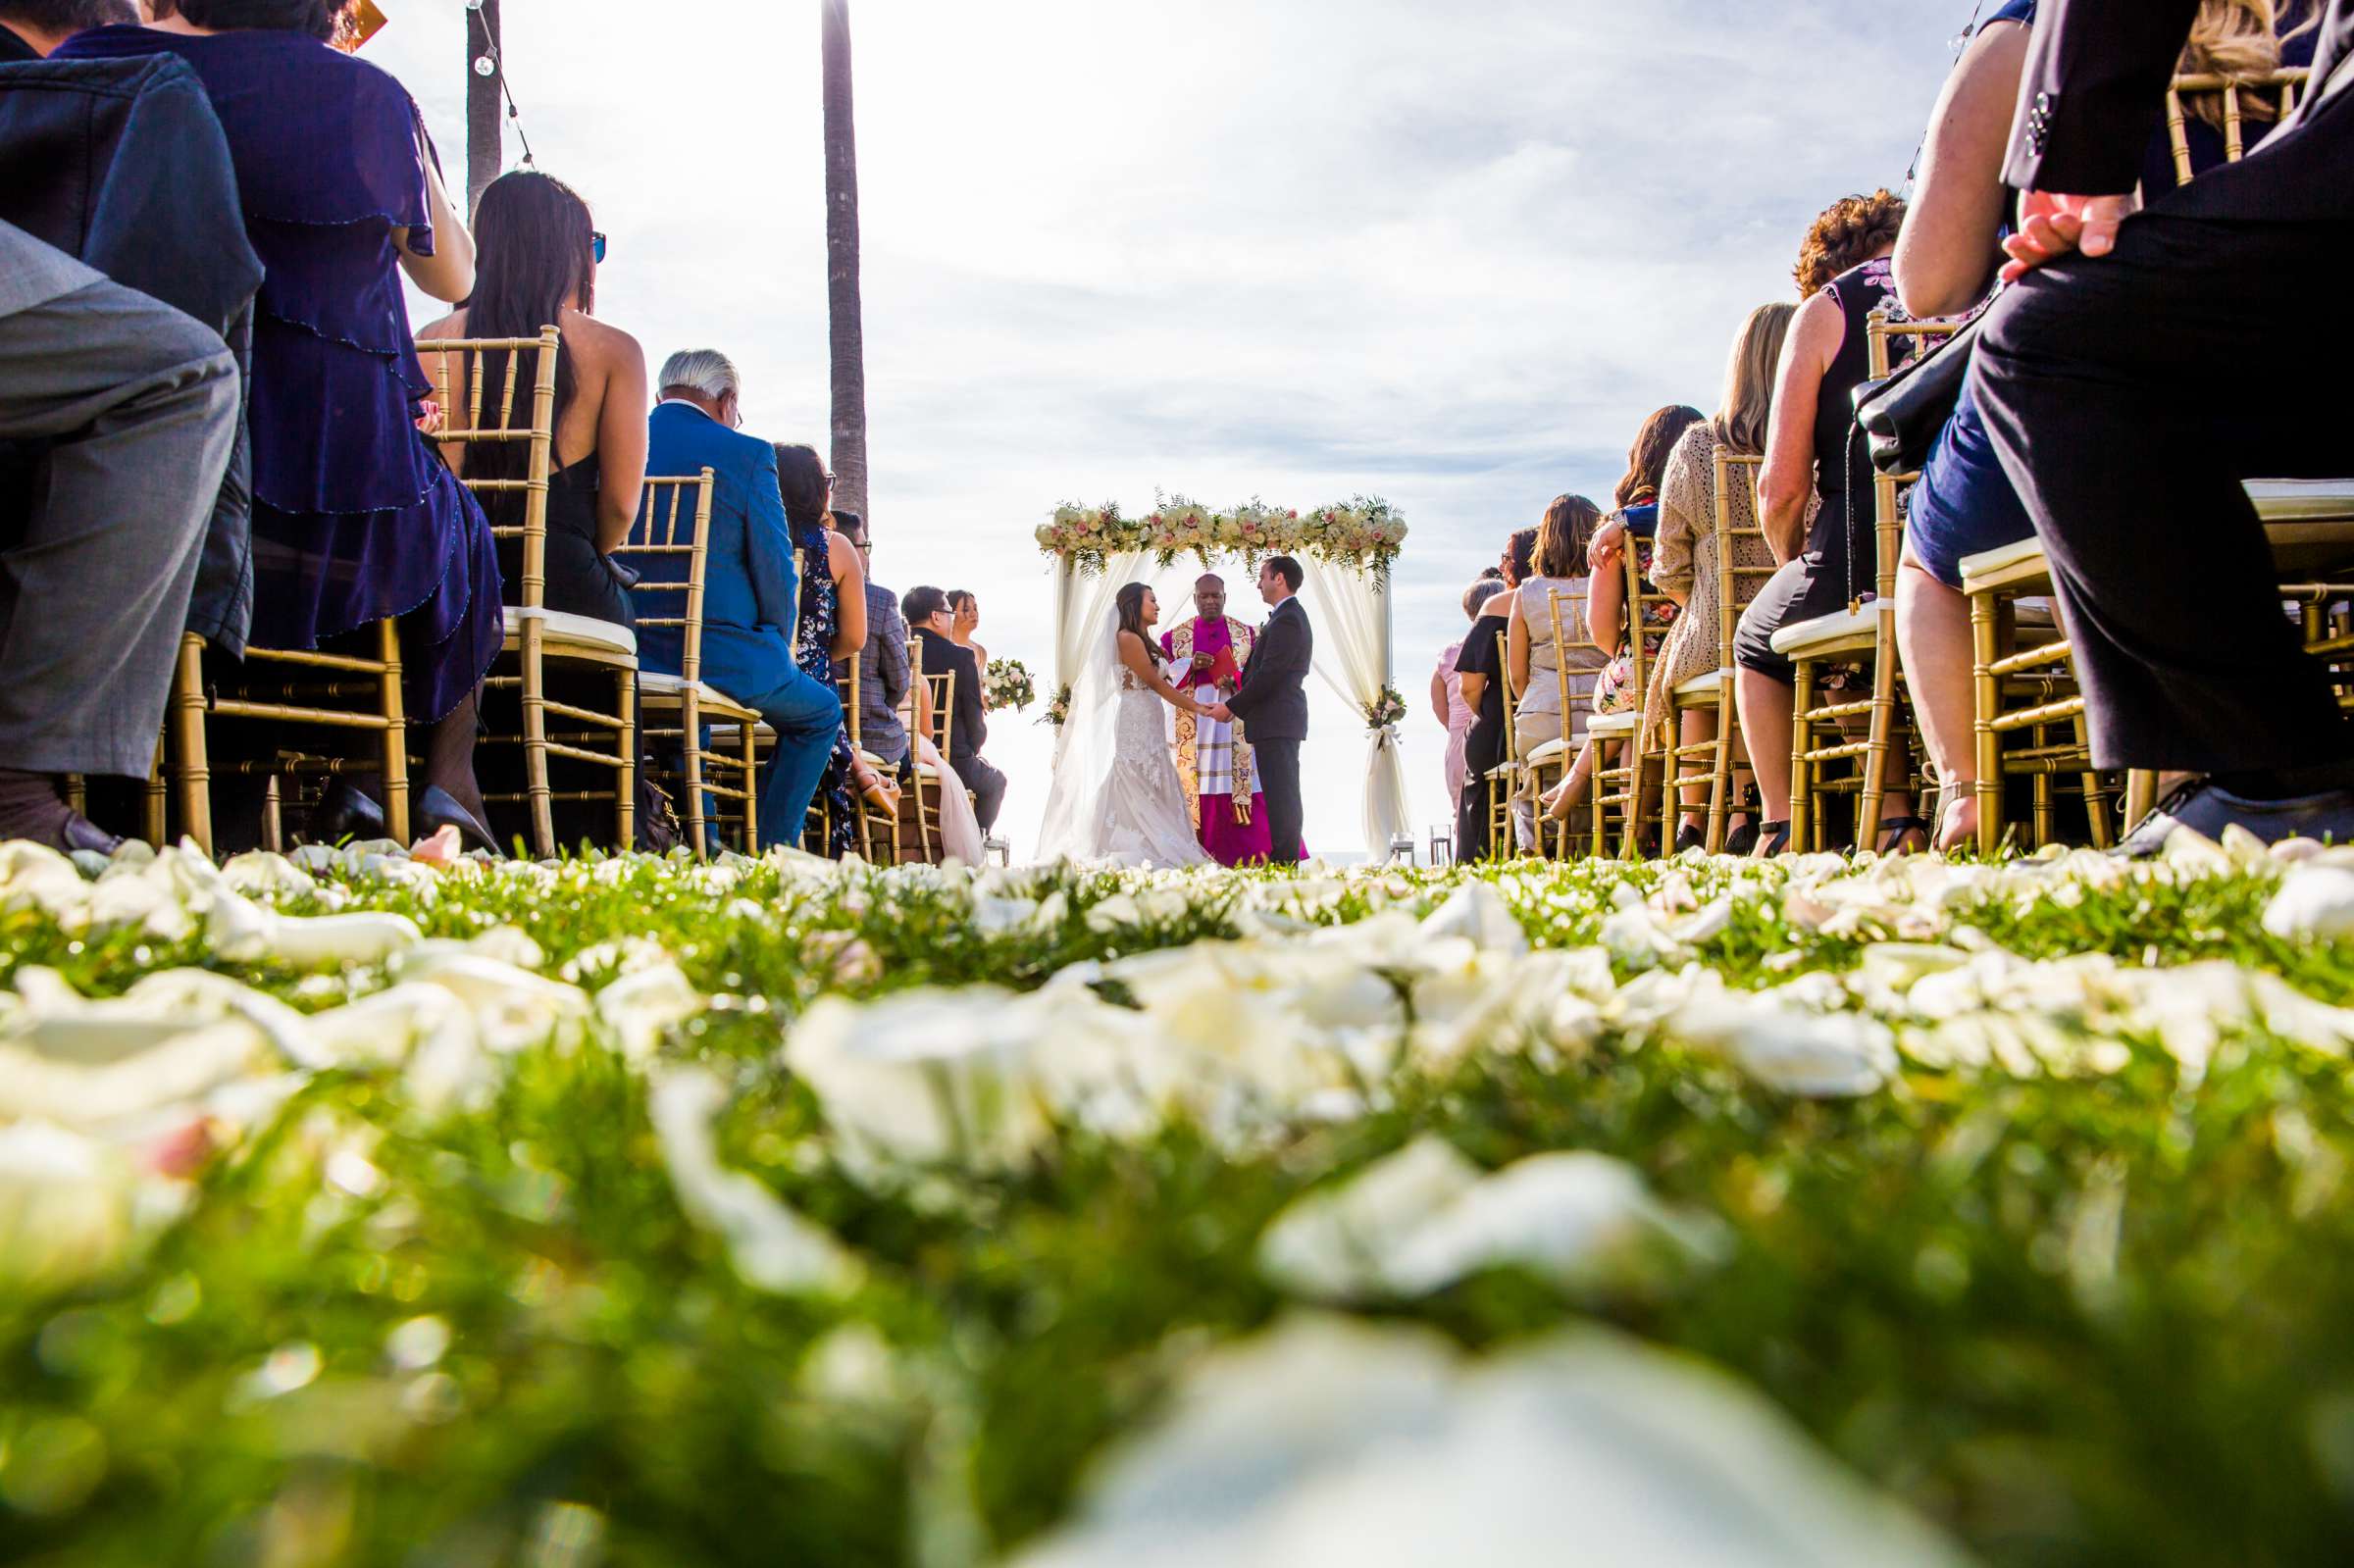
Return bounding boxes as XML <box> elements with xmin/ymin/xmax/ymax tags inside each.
<box><xmin>420</xmin><ymin>170</ymin><xmax>647</xmax><ymax>629</ymax></box>
<box><xmin>1453</xmin><ymin>530</ymin><xmax>1533</xmax><ymax>861</ymax></box>
<box><xmin>0</xmin><ymin>220</ymin><xmax>237</xmax><ymax>850</ymax></box>
<box><xmin>1508</xmin><ymin>493</ymin><xmax>1612</xmax><ymax>848</ymax></box>
<box><xmin>1795</xmin><ymin>187</ymin><xmax>1914</xmax><ymax>299</ymax></box>
<box><xmin>0</xmin><ymin>0</ymin><xmax>132</xmax><ymax>57</ymax></box>
<box><xmin>774</xmin><ymin>443</ymin><xmax>895</xmax><ymax>857</ymax></box>
<box><xmin>62</xmin><ymin>2</ymin><xmax>504</xmax><ymax>848</ymax></box>
<box><xmin>1890</xmin><ymin>0</ymin><xmax>2315</xmax><ymax>850</ymax></box>
<box><xmin>1973</xmin><ymin>0</ymin><xmax>2353</xmax><ymax>849</ymax></box>
<box><xmin>1732</xmin><ymin>190</ymin><xmax>1926</xmax><ymax>855</ymax></box>
<box><xmin>947</xmin><ymin>589</ymin><xmax>991</xmax><ymax>704</ymax></box>
<box><xmin>829</xmin><ymin>512</ymin><xmax>911</xmax><ymax>776</ymax></box>
<box><xmin>1436</xmin><ymin>575</ymin><xmax>1509</xmax><ymax>814</ymax></box>
<box><xmin>639</xmin><ymin>349</ymin><xmax>839</xmax><ymax>848</ymax></box>
<box><xmin>907</xmin><ymin>584</ymin><xmax>1006</xmax><ymax>833</ymax></box>
<box><xmin>1642</xmin><ymin>306</ymin><xmax>1791</xmax><ymax>853</ymax></box>
<box><xmin>1588</xmin><ymin>408</ymin><xmax>1705</xmax><ymax>722</ymax></box>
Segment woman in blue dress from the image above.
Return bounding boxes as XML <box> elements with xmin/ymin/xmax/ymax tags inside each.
<box><xmin>62</xmin><ymin>1</ymin><xmax>504</xmax><ymax>846</ymax></box>
<box><xmin>1890</xmin><ymin>0</ymin><xmax>2315</xmax><ymax>850</ymax></box>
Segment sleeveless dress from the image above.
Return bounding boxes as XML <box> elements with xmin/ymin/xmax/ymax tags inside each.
<box><xmin>496</xmin><ymin>455</ymin><xmax>635</xmax><ymax>628</ymax></box>
<box><xmin>1733</xmin><ymin>257</ymin><xmax>1915</xmax><ymax>684</ymax></box>
<box><xmin>793</xmin><ymin>537</ymin><xmax>858</xmax><ymax>859</ymax></box>
<box><xmin>1592</xmin><ymin>497</ymin><xmax>1680</xmax><ymax>716</ymax></box>
<box><xmin>1101</xmin><ymin>667</ymin><xmax>1213</xmax><ymax>867</ymax></box>
<box><xmin>59</xmin><ymin>25</ymin><xmax>502</xmax><ymax>726</ymax></box>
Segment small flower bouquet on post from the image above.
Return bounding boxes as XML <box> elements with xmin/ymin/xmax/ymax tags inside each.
<box><xmin>986</xmin><ymin>659</ymin><xmax>1037</xmax><ymax>714</ymax></box>
<box><xmin>1363</xmin><ymin>685</ymin><xmax>1408</xmax><ymax>732</ymax></box>
<box><xmin>1041</xmin><ymin>684</ymin><xmax>1073</xmax><ymax>729</ymax></box>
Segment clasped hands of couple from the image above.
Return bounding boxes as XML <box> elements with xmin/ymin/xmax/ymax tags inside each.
<box><xmin>1188</xmin><ymin>651</ymin><xmax>1238</xmax><ymax>725</ymax></box>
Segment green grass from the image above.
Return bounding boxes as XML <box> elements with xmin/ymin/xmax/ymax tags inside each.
<box><xmin>5</xmin><ymin>846</ymin><xmax>2354</xmax><ymax>1565</ymax></box>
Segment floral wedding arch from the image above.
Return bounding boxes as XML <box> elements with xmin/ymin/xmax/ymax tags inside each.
<box><xmin>1038</xmin><ymin>496</ymin><xmax>1411</xmax><ymax>861</ymax></box>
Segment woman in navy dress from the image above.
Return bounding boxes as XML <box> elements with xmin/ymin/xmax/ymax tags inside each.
<box><xmin>62</xmin><ymin>2</ymin><xmax>503</xmax><ymax>844</ymax></box>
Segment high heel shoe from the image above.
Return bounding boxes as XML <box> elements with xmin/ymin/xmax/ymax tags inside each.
<box><xmin>1724</xmin><ymin>816</ymin><xmax>1760</xmax><ymax>857</ymax></box>
<box><xmin>304</xmin><ymin>780</ymin><xmax>385</xmax><ymax>845</ymax></box>
<box><xmin>1672</xmin><ymin>822</ymin><xmax>1707</xmax><ymax>854</ymax></box>
<box><xmin>418</xmin><ymin>785</ymin><xmax>501</xmax><ymax>857</ymax></box>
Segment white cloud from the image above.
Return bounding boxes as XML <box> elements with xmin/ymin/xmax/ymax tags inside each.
<box><xmin>380</xmin><ymin>0</ymin><xmax>1955</xmax><ymax>855</ymax></box>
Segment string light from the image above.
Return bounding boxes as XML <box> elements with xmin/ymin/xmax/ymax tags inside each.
<box><xmin>465</xmin><ymin>0</ymin><xmax>537</xmax><ymax>170</ymax></box>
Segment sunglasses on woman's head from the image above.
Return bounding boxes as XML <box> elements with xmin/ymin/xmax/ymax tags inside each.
<box><xmin>591</xmin><ymin>231</ymin><xmax>608</xmax><ymax>264</ymax></box>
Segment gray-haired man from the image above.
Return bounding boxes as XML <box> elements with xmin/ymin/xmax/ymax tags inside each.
<box><xmin>0</xmin><ymin>220</ymin><xmax>239</xmax><ymax>849</ymax></box>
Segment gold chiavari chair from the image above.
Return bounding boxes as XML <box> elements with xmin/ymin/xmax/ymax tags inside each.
<box><xmin>1966</xmin><ymin>480</ymin><xmax>2354</xmax><ymax>853</ymax></box>
<box><xmin>1645</xmin><ymin>452</ymin><xmax>1774</xmax><ymax>853</ymax></box>
<box><xmin>1588</xmin><ymin>542</ymin><xmax>1665</xmax><ymax>858</ymax></box>
<box><xmin>1779</xmin><ymin>315</ymin><xmax>1952</xmax><ymax>853</ymax></box>
<box><xmin>615</xmin><ymin>472</ymin><xmax>761</xmax><ymax>858</ymax></box>
<box><xmin>833</xmin><ymin>653</ymin><xmax>898</xmax><ymax>865</ymax></box>
<box><xmin>916</xmin><ymin>649</ymin><xmax>967</xmax><ymax>863</ymax></box>
<box><xmin>159</xmin><ymin>610</ymin><xmax>411</xmax><ymax>853</ymax></box>
<box><xmin>1483</xmin><ymin>628</ymin><xmax>1523</xmax><ymax>858</ymax></box>
<box><xmin>2163</xmin><ymin>67</ymin><xmax>2310</xmax><ymax>184</ymax></box>
<box><xmin>1528</xmin><ymin>583</ymin><xmax>1597</xmax><ymax>859</ymax></box>
<box><xmin>418</xmin><ymin>329</ymin><xmax>636</xmax><ymax>856</ymax></box>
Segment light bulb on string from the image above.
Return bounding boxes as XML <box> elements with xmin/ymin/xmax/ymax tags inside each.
<box><xmin>474</xmin><ymin>55</ymin><xmax>497</xmax><ymax>76</ymax></box>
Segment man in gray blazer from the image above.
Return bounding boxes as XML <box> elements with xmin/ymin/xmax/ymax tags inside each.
<box><xmin>1219</xmin><ymin>555</ymin><xmax>1312</xmax><ymax>864</ymax></box>
<box><xmin>0</xmin><ymin>220</ymin><xmax>238</xmax><ymax>850</ymax></box>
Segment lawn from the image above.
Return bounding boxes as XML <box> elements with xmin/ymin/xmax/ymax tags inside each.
<box><xmin>5</xmin><ymin>835</ymin><xmax>2354</xmax><ymax>1566</ymax></box>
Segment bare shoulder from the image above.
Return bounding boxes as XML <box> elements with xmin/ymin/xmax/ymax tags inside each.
<box><xmin>559</xmin><ymin>310</ymin><xmax>645</xmax><ymax>373</ymax></box>
<box><xmin>416</xmin><ymin>307</ymin><xmax>466</xmax><ymax>342</ymax></box>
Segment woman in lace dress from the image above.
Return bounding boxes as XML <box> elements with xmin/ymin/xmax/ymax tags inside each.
<box><xmin>1037</xmin><ymin>583</ymin><xmax>1215</xmax><ymax>867</ymax></box>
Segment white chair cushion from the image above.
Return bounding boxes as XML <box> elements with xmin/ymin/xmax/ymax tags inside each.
<box><xmin>2247</xmin><ymin>479</ymin><xmax>2354</xmax><ymax>522</ymax></box>
<box><xmin>1585</xmin><ymin>710</ymin><xmax>1639</xmax><ymax>738</ymax></box>
<box><xmin>640</xmin><ymin>670</ymin><xmax>755</xmax><ymax>713</ymax></box>
<box><xmin>1524</xmin><ymin>738</ymin><xmax>1570</xmax><ymax>767</ymax></box>
<box><xmin>1956</xmin><ymin>536</ymin><xmax>2045</xmax><ymax>584</ymax></box>
<box><xmin>505</xmin><ymin>605</ymin><xmax>637</xmax><ymax>658</ymax></box>
<box><xmin>1673</xmin><ymin>667</ymin><xmax>1730</xmax><ymax>699</ymax></box>
<box><xmin>1768</xmin><ymin>603</ymin><xmax>1877</xmax><ymax>656</ymax></box>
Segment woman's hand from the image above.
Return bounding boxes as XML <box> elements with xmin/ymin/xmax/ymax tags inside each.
<box><xmin>1587</xmin><ymin>518</ymin><xmax>1627</xmax><ymax>572</ymax></box>
<box><xmin>2000</xmin><ymin>191</ymin><xmax>2132</xmax><ymax>282</ymax></box>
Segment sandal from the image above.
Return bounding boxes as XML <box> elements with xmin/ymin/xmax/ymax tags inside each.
<box><xmin>1672</xmin><ymin>822</ymin><xmax>1707</xmax><ymax>854</ymax></box>
<box><xmin>1876</xmin><ymin>815</ymin><xmax>1932</xmax><ymax>855</ymax></box>
<box><xmin>1724</xmin><ymin>815</ymin><xmax>1759</xmax><ymax>857</ymax></box>
<box><xmin>1752</xmin><ymin>820</ymin><xmax>1790</xmax><ymax>858</ymax></box>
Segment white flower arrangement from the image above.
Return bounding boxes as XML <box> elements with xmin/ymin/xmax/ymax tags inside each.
<box><xmin>1036</xmin><ymin>493</ymin><xmax>1408</xmax><ymax>583</ymax></box>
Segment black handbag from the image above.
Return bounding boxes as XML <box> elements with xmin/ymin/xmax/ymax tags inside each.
<box><xmin>1852</xmin><ymin>309</ymin><xmax>1986</xmax><ymax>477</ymax></box>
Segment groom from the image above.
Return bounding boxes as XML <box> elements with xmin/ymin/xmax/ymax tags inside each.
<box><xmin>1214</xmin><ymin>556</ymin><xmax>1311</xmax><ymax>865</ymax></box>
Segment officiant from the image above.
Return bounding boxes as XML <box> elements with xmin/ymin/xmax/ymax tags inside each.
<box><xmin>1160</xmin><ymin>574</ymin><xmax>1273</xmax><ymax>867</ymax></box>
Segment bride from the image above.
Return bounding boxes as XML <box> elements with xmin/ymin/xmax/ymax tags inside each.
<box><xmin>1036</xmin><ymin>583</ymin><xmax>1215</xmax><ymax>867</ymax></box>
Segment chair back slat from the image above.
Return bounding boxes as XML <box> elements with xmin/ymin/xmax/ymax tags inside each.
<box><xmin>416</xmin><ymin>328</ymin><xmax>563</xmax><ymax>612</ymax></box>
<box><xmin>615</xmin><ymin>471</ymin><xmax>719</xmax><ymax>686</ymax></box>
<box><xmin>2163</xmin><ymin>68</ymin><xmax>2309</xmax><ymax>186</ymax></box>
<box><xmin>1714</xmin><ymin>451</ymin><xmax>1767</xmax><ymax>680</ymax></box>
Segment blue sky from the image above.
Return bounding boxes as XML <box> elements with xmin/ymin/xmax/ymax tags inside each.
<box><xmin>381</xmin><ymin>0</ymin><xmax>1972</xmax><ymax>855</ymax></box>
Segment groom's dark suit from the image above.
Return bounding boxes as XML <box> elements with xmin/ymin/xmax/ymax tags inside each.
<box><xmin>1970</xmin><ymin>0</ymin><xmax>2354</xmax><ymax>779</ymax></box>
<box><xmin>1228</xmin><ymin>595</ymin><xmax>1311</xmax><ymax>863</ymax></box>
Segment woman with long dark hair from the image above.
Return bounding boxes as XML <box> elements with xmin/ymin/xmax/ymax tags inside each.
<box><xmin>772</xmin><ymin>442</ymin><xmax>896</xmax><ymax>856</ymax></box>
<box><xmin>419</xmin><ymin>170</ymin><xmax>648</xmax><ymax>628</ymax></box>
<box><xmin>64</xmin><ymin>0</ymin><xmax>501</xmax><ymax>846</ymax></box>
<box><xmin>1035</xmin><ymin>582</ymin><xmax>1212</xmax><ymax>866</ymax></box>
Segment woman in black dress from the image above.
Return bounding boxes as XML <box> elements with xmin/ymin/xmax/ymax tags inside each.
<box><xmin>1733</xmin><ymin>192</ymin><xmax>1926</xmax><ymax>855</ymax></box>
<box><xmin>418</xmin><ymin>170</ymin><xmax>648</xmax><ymax>628</ymax></box>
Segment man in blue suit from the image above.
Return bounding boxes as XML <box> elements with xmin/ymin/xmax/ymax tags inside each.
<box><xmin>640</xmin><ymin>349</ymin><xmax>839</xmax><ymax>849</ymax></box>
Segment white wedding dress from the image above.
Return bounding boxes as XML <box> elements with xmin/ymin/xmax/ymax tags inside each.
<box><xmin>1037</xmin><ymin>617</ymin><xmax>1212</xmax><ymax>868</ymax></box>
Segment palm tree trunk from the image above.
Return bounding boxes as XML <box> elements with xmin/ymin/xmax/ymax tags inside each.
<box><xmin>465</xmin><ymin>0</ymin><xmax>503</xmax><ymax>220</ymax></box>
<box><xmin>822</xmin><ymin>0</ymin><xmax>871</xmax><ymax>523</ymax></box>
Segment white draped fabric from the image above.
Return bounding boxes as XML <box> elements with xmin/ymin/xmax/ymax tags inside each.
<box><xmin>1298</xmin><ymin>558</ymin><xmax>1409</xmax><ymax>860</ymax></box>
<box><xmin>1049</xmin><ymin>552</ymin><xmax>1406</xmax><ymax>862</ymax></box>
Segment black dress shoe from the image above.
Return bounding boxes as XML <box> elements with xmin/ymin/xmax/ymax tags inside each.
<box><xmin>418</xmin><ymin>785</ymin><xmax>502</xmax><ymax>856</ymax></box>
<box><xmin>303</xmin><ymin>781</ymin><xmax>385</xmax><ymax>845</ymax></box>
<box><xmin>2115</xmin><ymin>778</ymin><xmax>2354</xmax><ymax>858</ymax></box>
